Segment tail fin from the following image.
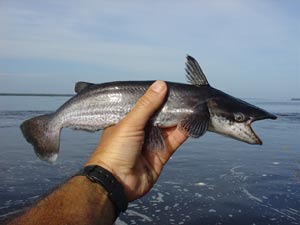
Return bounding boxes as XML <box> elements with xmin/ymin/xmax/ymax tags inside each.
<box><xmin>20</xmin><ymin>114</ymin><xmax>60</xmax><ymax>163</ymax></box>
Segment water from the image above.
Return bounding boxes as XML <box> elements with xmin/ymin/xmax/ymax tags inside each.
<box><xmin>0</xmin><ymin>96</ymin><xmax>299</xmax><ymax>224</ymax></box>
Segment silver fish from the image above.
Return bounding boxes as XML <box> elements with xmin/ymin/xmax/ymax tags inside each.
<box><xmin>20</xmin><ymin>55</ymin><xmax>277</xmax><ymax>163</ymax></box>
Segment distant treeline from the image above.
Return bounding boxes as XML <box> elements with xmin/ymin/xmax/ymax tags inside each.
<box><xmin>0</xmin><ymin>93</ymin><xmax>74</xmax><ymax>97</ymax></box>
<box><xmin>291</xmin><ymin>98</ymin><xmax>300</xmax><ymax>101</ymax></box>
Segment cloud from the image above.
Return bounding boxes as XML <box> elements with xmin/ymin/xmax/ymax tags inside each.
<box><xmin>1</xmin><ymin>1</ymin><xmax>295</xmax><ymax>57</ymax></box>
<box><xmin>0</xmin><ymin>0</ymin><xmax>299</xmax><ymax>97</ymax></box>
<box><xmin>0</xmin><ymin>1</ymin><xmax>188</xmax><ymax>76</ymax></box>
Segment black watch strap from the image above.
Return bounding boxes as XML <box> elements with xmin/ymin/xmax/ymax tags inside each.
<box><xmin>76</xmin><ymin>165</ymin><xmax>128</xmax><ymax>215</ymax></box>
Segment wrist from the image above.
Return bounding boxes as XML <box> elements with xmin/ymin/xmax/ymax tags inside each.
<box><xmin>76</xmin><ymin>165</ymin><xmax>128</xmax><ymax>216</ymax></box>
<box><xmin>85</xmin><ymin>157</ymin><xmax>125</xmax><ymax>194</ymax></box>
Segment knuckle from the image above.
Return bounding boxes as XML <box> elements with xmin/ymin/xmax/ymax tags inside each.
<box><xmin>137</xmin><ymin>95</ymin><xmax>153</xmax><ymax>108</ymax></box>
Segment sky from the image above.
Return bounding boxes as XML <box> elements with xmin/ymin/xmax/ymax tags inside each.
<box><xmin>0</xmin><ymin>0</ymin><xmax>299</xmax><ymax>99</ymax></box>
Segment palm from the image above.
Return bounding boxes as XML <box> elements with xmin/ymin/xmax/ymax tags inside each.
<box><xmin>86</xmin><ymin>125</ymin><xmax>187</xmax><ymax>201</ymax></box>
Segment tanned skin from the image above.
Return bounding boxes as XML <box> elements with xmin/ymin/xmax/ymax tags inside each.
<box><xmin>7</xmin><ymin>177</ymin><xmax>116</xmax><ymax>225</ymax></box>
<box><xmin>6</xmin><ymin>81</ymin><xmax>188</xmax><ymax>225</ymax></box>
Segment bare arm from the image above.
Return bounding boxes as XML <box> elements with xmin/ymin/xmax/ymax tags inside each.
<box><xmin>7</xmin><ymin>176</ymin><xmax>116</xmax><ymax>225</ymax></box>
<box><xmin>7</xmin><ymin>81</ymin><xmax>188</xmax><ymax>225</ymax></box>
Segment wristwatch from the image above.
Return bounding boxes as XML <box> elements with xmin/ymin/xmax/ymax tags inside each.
<box><xmin>76</xmin><ymin>165</ymin><xmax>128</xmax><ymax>216</ymax></box>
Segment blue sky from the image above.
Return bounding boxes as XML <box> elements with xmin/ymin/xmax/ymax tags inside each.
<box><xmin>0</xmin><ymin>0</ymin><xmax>299</xmax><ymax>99</ymax></box>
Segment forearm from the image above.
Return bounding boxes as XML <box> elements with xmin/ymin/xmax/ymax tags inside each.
<box><xmin>7</xmin><ymin>176</ymin><xmax>116</xmax><ymax>225</ymax></box>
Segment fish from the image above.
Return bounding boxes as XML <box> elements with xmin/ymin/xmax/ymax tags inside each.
<box><xmin>20</xmin><ymin>55</ymin><xmax>277</xmax><ymax>163</ymax></box>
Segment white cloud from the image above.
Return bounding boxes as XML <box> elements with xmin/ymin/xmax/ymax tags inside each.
<box><xmin>1</xmin><ymin>1</ymin><xmax>296</xmax><ymax>54</ymax></box>
<box><xmin>0</xmin><ymin>0</ymin><xmax>298</xmax><ymax>97</ymax></box>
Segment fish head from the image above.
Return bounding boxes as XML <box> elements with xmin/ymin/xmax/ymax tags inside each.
<box><xmin>207</xmin><ymin>93</ymin><xmax>277</xmax><ymax>145</ymax></box>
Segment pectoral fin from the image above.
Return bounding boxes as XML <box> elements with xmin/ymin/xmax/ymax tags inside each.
<box><xmin>178</xmin><ymin>103</ymin><xmax>209</xmax><ymax>138</ymax></box>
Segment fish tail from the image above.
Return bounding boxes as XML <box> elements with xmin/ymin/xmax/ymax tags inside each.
<box><xmin>20</xmin><ymin>113</ymin><xmax>61</xmax><ymax>163</ymax></box>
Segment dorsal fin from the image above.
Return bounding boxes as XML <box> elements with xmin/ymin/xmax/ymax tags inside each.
<box><xmin>74</xmin><ymin>81</ymin><xmax>95</xmax><ymax>93</ymax></box>
<box><xmin>185</xmin><ymin>55</ymin><xmax>209</xmax><ymax>86</ymax></box>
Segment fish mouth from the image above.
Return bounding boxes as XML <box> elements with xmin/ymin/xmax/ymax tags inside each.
<box><xmin>208</xmin><ymin>109</ymin><xmax>277</xmax><ymax>145</ymax></box>
<box><xmin>208</xmin><ymin>118</ymin><xmax>265</xmax><ymax>145</ymax></box>
<box><xmin>226</xmin><ymin>121</ymin><xmax>263</xmax><ymax>145</ymax></box>
<box><xmin>245</xmin><ymin>111</ymin><xmax>277</xmax><ymax>145</ymax></box>
<box><xmin>244</xmin><ymin>123</ymin><xmax>262</xmax><ymax>145</ymax></box>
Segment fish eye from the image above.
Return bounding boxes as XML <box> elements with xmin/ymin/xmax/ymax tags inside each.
<box><xmin>234</xmin><ymin>112</ymin><xmax>245</xmax><ymax>122</ymax></box>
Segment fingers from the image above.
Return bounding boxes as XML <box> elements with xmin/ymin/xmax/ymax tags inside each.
<box><xmin>121</xmin><ymin>80</ymin><xmax>167</xmax><ymax>129</ymax></box>
<box><xmin>163</xmin><ymin>127</ymin><xmax>188</xmax><ymax>154</ymax></box>
<box><xmin>144</xmin><ymin>127</ymin><xmax>189</xmax><ymax>174</ymax></box>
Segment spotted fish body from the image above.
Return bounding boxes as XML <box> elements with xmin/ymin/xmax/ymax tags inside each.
<box><xmin>20</xmin><ymin>56</ymin><xmax>277</xmax><ymax>163</ymax></box>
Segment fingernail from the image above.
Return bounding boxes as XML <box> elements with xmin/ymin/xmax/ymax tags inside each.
<box><xmin>151</xmin><ymin>80</ymin><xmax>165</xmax><ymax>93</ymax></box>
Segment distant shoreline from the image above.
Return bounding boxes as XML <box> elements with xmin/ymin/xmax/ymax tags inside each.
<box><xmin>0</xmin><ymin>93</ymin><xmax>74</xmax><ymax>97</ymax></box>
<box><xmin>1</xmin><ymin>93</ymin><xmax>299</xmax><ymax>100</ymax></box>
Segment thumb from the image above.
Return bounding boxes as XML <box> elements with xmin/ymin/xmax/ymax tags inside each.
<box><xmin>121</xmin><ymin>80</ymin><xmax>167</xmax><ymax>129</ymax></box>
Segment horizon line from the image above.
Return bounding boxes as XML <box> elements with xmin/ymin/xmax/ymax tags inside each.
<box><xmin>0</xmin><ymin>93</ymin><xmax>74</xmax><ymax>97</ymax></box>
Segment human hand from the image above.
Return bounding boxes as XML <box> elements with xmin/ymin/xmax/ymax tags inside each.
<box><xmin>85</xmin><ymin>80</ymin><xmax>188</xmax><ymax>201</ymax></box>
